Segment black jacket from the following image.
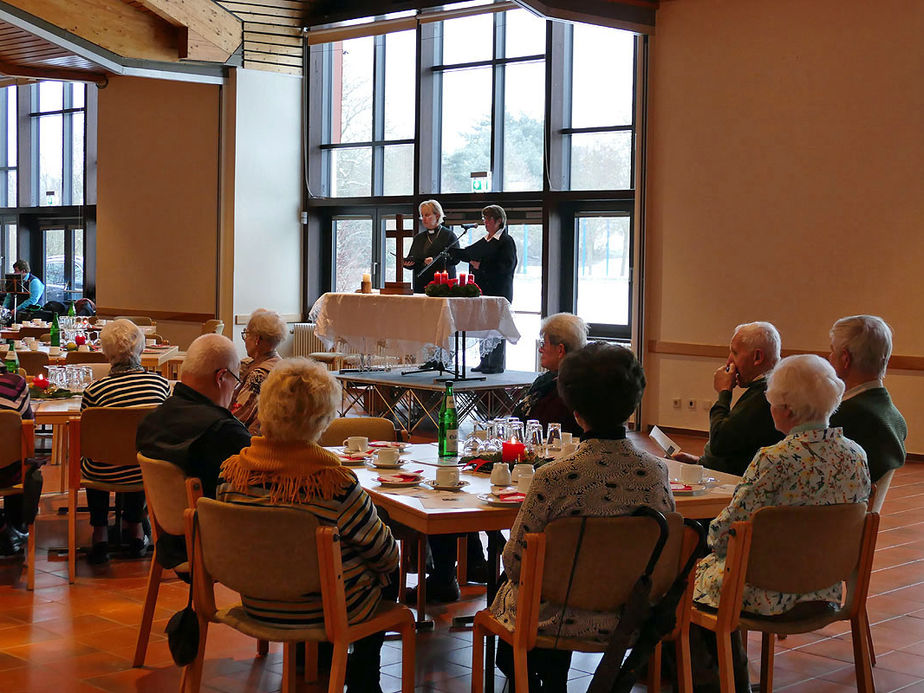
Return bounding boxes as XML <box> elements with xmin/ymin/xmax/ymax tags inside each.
<box><xmin>136</xmin><ymin>382</ymin><xmax>252</xmax><ymax>499</ymax></box>
<box><xmin>449</xmin><ymin>231</ymin><xmax>517</xmax><ymax>301</ymax></box>
<box><xmin>405</xmin><ymin>225</ymin><xmax>460</xmax><ymax>293</ymax></box>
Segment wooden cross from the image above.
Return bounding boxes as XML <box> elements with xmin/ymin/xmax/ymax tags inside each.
<box><xmin>383</xmin><ymin>213</ymin><xmax>415</xmax><ymax>294</ymax></box>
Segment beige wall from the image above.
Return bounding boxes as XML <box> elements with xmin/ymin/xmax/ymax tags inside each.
<box><xmin>96</xmin><ymin>76</ymin><xmax>222</xmax><ymax>348</ymax></box>
<box><xmin>644</xmin><ymin>0</ymin><xmax>923</xmax><ymax>451</ymax></box>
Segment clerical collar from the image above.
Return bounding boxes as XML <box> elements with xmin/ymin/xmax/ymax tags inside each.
<box><xmin>427</xmin><ymin>227</ymin><xmax>438</xmax><ymax>235</ymax></box>
<box><xmin>843</xmin><ymin>379</ymin><xmax>883</xmax><ymax>400</ymax></box>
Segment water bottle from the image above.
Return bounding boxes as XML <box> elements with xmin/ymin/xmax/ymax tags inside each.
<box><xmin>5</xmin><ymin>343</ymin><xmax>18</xmax><ymax>374</ymax></box>
<box><xmin>50</xmin><ymin>313</ymin><xmax>60</xmax><ymax>347</ymax></box>
<box><xmin>438</xmin><ymin>382</ymin><xmax>459</xmax><ymax>458</ymax></box>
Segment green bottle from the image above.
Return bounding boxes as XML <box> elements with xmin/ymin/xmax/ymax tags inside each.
<box><xmin>67</xmin><ymin>301</ymin><xmax>76</xmax><ymax>317</ymax></box>
<box><xmin>5</xmin><ymin>341</ymin><xmax>18</xmax><ymax>374</ymax></box>
<box><xmin>438</xmin><ymin>382</ymin><xmax>459</xmax><ymax>458</ymax></box>
<box><xmin>50</xmin><ymin>313</ymin><xmax>60</xmax><ymax>347</ymax></box>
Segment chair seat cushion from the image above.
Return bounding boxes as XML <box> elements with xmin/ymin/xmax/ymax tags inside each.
<box><xmin>534</xmin><ymin>634</ymin><xmax>609</xmax><ymax>652</ymax></box>
<box><xmin>739</xmin><ymin>600</ymin><xmax>842</xmax><ymax>634</ymax></box>
<box><xmin>81</xmin><ymin>479</ymin><xmax>145</xmax><ymax>493</ymax></box>
<box><xmin>216</xmin><ymin>605</ymin><xmax>329</xmax><ymax>641</ymax></box>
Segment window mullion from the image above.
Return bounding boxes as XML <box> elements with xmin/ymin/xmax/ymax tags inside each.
<box><xmin>372</xmin><ymin>35</ymin><xmax>386</xmax><ymax>197</ymax></box>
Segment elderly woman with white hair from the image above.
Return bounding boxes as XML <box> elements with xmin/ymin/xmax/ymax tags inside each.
<box><xmin>693</xmin><ymin>354</ymin><xmax>871</xmax><ymax>616</ymax></box>
<box><xmin>218</xmin><ymin>358</ymin><xmax>399</xmax><ymax>693</ymax></box>
<box><xmin>81</xmin><ymin>319</ymin><xmax>170</xmax><ymax>564</ymax></box>
<box><xmin>231</xmin><ymin>309</ymin><xmax>287</xmax><ymax>435</ymax></box>
<box><xmin>512</xmin><ymin>312</ymin><xmax>588</xmax><ymax>435</ymax></box>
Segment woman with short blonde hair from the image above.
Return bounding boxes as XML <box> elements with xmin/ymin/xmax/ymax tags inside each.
<box><xmin>231</xmin><ymin>309</ymin><xmax>287</xmax><ymax>434</ymax></box>
<box><xmin>218</xmin><ymin>357</ymin><xmax>398</xmax><ymax>691</ymax></box>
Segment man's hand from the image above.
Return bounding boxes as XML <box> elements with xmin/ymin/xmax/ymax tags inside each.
<box><xmin>424</xmin><ymin>256</ymin><xmax>433</xmax><ymax>265</ymax></box>
<box><xmin>402</xmin><ymin>259</ymin><xmax>414</xmax><ymax>268</ymax></box>
<box><xmin>672</xmin><ymin>452</ymin><xmax>701</xmax><ymax>464</ymax></box>
<box><xmin>470</xmin><ymin>260</ymin><xmax>481</xmax><ymax>270</ymax></box>
<box><xmin>714</xmin><ymin>363</ymin><xmax>737</xmax><ymax>393</ymax></box>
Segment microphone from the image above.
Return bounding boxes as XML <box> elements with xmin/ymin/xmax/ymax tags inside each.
<box><xmin>460</xmin><ymin>223</ymin><xmax>478</xmax><ymax>230</ymax></box>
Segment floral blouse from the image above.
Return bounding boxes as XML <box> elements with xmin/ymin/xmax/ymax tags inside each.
<box><xmin>693</xmin><ymin>423</ymin><xmax>870</xmax><ymax>615</ymax></box>
<box><xmin>230</xmin><ymin>355</ymin><xmax>280</xmax><ymax>435</ymax></box>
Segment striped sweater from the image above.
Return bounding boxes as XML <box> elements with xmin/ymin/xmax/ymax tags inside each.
<box><xmin>217</xmin><ymin>453</ymin><xmax>398</xmax><ymax>628</ymax></box>
<box><xmin>0</xmin><ymin>373</ymin><xmax>32</xmax><ymax>419</ymax></box>
<box><xmin>80</xmin><ymin>368</ymin><xmax>170</xmax><ymax>484</ymax></box>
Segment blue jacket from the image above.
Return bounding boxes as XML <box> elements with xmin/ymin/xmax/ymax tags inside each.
<box><xmin>3</xmin><ymin>273</ymin><xmax>45</xmax><ymax>310</ymax></box>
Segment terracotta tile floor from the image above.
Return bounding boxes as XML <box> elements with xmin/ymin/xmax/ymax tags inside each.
<box><xmin>1</xmin><ymin>446</ymin><xmax>922</xmax><ymax>691</ymax></box>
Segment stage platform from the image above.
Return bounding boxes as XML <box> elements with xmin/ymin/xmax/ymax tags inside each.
<box><xmin>335</xmin><ymin>369</ymin><xmax>536</xmax><ymax>435</ymax></box>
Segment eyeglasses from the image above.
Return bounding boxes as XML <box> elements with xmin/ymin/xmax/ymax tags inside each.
<box><xmin>219</xmin><ymin>368</ymin><xmax>241</xmax><ymax>385</ymax></box>
<box><xmin>241</xmin><ymin>329</ymin><xmax>250</xmax><ymax>337</ymax></box>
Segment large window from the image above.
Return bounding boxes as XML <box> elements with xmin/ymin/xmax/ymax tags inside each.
<box><xmin>32</xmin><ymin>81</ymin><xmax>86</xmax><ymax>206</ymax></box>
<box><xmin>0</xmin><ymin>87</ymin><xmax>16</xmax><ymax>207</ymax></box>
<box><xmin>43</xmin><ymin>226</ymin><xmax>85</xmax><ymax>304</ymax></box>
<box><xmin>437</xmin><ymin>9</ymin><xmax>547</xmax><ymax>193</ymax></box>
<box><xmin>308</xmin><ymin>9</ymin><xmax>642</xmax><ymax>360</ymax></box>
<box><xmin>322</xmin><ymin>31</ymin><xmax>417</xmax><ymax>198</ymax></box>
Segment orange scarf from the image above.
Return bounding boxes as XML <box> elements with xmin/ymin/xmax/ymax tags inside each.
<box><xmin>220</xmin><ymin>437</ymin><xmax>355</xmax><ymax>504</ymax></box>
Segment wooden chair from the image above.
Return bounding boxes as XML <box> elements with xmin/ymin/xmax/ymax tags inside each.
<box><xmin>865</xmin><ymin>467</ymin><xmax>897</xmax><ymax>666</ymax></box>
<box><xmin>691</xmin><ymin>503</ymin><xmax>878</xmax><ymax>693</ymax></box>
<box><xmin>472</xmin><ymin>512</ymin><xmax>696</xmax><ymax>693</ymax></box>
<box><xmin>66</xmin><ymin>406</ymin><xmax>155</xmax><ymax>583</ymax></box>
<box><xmin>39</xmin><ymin>332</ymin><xmax>50</xmax><ymax>342</ymax></box>
<box><xmin>133</xmin><ymin>457</ymin><xmax>203</xmax><ymax>667</ymax></box>
<box><xmin>200</xmin><ymin>319</ymin><xmax>224</xmax><ymax>335</ymax></box>
<box><xmin>116</xmin><ymin>316</ymin><xmax>156</xmax><ymax>326</ymax></box>
<box><xmin>317</xmin><ymin>416</ymin><xmax>399</xmax><ymax>447</ymax></box>
<box><xmin>64</xmin><ymin>351</ymin><xmax>109</xmax><ymax>364</ymax></box>
<box><xmin>163</xmin><ymin>353</ymin><xmax>186</xmax><ymax>380</ymax></box>
<box><xmin>184</xmin><ymin>499</ymin><xmax>416</xmax><ymax>693</ymax></box>
<box><xmin>17</xmin><ymin>351</ymin><xmax>49</xmax><ymax>376</ymax></box>
<box><xmin>0</xmin><ymin>413</ymin><xmax>36</xmax><ymax>590</ymax></box>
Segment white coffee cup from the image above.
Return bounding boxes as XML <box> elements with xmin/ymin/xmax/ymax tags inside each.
<box><xmin>512</xmin><ymin>463</ymin><xmax>533</xmax><ymax>484</ymax></box>
<box><xmin>78</xmin><ymin>345</ymin><xmax>90</xmax><ymax>352</ymax></box>
<box><xmin>49</xmin><ymin>346</ymin><xmax>61</xmax><ymax>356</ymax></box>
<box><xmin>490</xmin><ymin>463</ymin><xmax>512</xmax><ymax>486</ymax></box>
<box><xmin>436</xmin><ymin>466</ymin><xmax>460</xmax><ymax>487</ymax></box>
<box><xmin>373</xmin><ymin>447</ymin><xmax>400</xmax><ymax>466</ymax></box>
<box><xmin>343</xmin><ymin>436</ymin><xmax>368</xmax><ymax>453</ymax></box>
<box><xmin>561</xmin><ymin>432</ymin><xmax>573</xmax><ymax>446</ymax></box>
<box><xmin>680</xmin><ymin>464</ymin><xmax>705</xmax><ymax>485</ymax></box>
<box><xmin>32</xmin><ymin>319</ymin><xmax>42</xmax><ymax>326</ymax></box>
<box><xmin>145</xmin><ymin>338</ymin><xmax>156</xmax><ymax>347</ymax></box>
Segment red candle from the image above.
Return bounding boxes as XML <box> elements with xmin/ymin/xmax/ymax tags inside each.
<box><xmin>459</xmin><ymin>273</ymin><xmax>467</xmax><ymax>284</ymax></box>
<box><xmin>502</xmin><ymin>441</ymin><xmax>526</xmax><ymax>463</ymax></box>
<box><xmin>442</xmin><ymin>272</ymin><xmax>450</xmax><ymax>284</ymax></box>
<box><xmin>468</xmin><ymin>274</ymin><xmax>476</xmax><ymax>284</ymax></box>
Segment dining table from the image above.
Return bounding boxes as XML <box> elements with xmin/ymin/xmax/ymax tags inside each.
<box><xmin>329</xmin><ymin>435</ymin><xmax>741</xmax><ymax>690</ymax></box>
<box><xmin>4</xmin><ymin>343</ymin><xmax>178</xmax><ymax>375</ymax></box>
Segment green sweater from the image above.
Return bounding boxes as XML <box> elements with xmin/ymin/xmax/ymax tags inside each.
<box><xmin>830</xmin><ymin>387</ymin><xmax>907</xmax><ymax>483</ymax></box>
<box><xmin>701</xmin><ymin>378</ymin><xmax>783</xmax><ymax>476</ymax></box>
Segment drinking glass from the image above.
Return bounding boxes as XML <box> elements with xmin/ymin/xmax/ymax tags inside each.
<box><xmin>525</xmin><ymin>421</ymin><xmax>544</xmax><ymax>453</ymax></box>
<box><xmin>546</xmin><ymin>423</ymin><xmax>563</xmax><ymax>450</ymax></box>
<box><xmin>507</xmin><ymin>420</ymin><xmax>524</xmax><ymax>443</ymax></box>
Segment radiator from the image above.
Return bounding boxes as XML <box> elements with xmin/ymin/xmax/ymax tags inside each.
<box><xmin>292</xmin><ymin>323</ymin><xmax>327</xmax><ymax>356</ymax></box>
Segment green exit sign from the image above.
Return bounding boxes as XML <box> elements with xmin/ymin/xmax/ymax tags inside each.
<box><xmin>470</xmin><ymin>172</ymin><xmax>491</xmax><ymax>193</ymax></box>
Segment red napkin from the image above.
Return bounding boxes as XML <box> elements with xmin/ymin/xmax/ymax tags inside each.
<box><xmin>670</xmin><ymin>482</ymin><xmax>693</xmax><ymax>491</ymax></box>
<box><xmin>498</xmin><ymin>491</ymin><xmax>526</xmax><ymax>502</ymax></box>
<box><xmin>378</xmin><ymin>472</ymin><xmax>422</xmax><ymax>483</ymax></box>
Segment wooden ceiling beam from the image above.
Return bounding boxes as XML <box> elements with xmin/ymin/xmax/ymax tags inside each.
<box><xmin>134</xmin><ymin>0</ymin><xmax>242</xmax><ymax>60</ymax></box>
<box><xmin>0</xmin><ymin>57</ymin><xmax>108</xmax><ymax>86</ymax></box>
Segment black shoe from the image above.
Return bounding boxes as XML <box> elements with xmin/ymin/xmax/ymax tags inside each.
<box><xmin>88</xmin><ymin>541</ymin><xmax>110</xmax><ymax>565</ymax></box>
<box><xmin>127</xmin><ymin>534</ymin><xmax>151</xmax><ymax>559</ymax></box>
<box><xmin>404</xmin><ymin>576</ymin><xmax>461</xmax><ymax>604</ymax></box>
<box><xmin>471</xmin><ymin>363</ymin><xmax>486</xmax><ymax>372</ymax></box>
<box><xmin>0</xmin><ymin>526</ymin><xmax>23</xmax><ymax>556</ymax></box>
<box><xmin>421</xmin><ymin>359</ymin><xmax>443</xmax><ymax>370</ymax></box>
<box><xmin>478</xmin><ymin>367</ymin><xmax>504</xmax><ymax>374</ymax></box>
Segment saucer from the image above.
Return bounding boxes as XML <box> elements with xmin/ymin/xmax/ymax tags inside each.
<box><xmin>426</xmin><ymin>480</ymin><xmax>470</xmax><ymax>492</ymax></box>
<box><xmin>478</xmin><ymin>492</ymin><xmax>524</xmax><ymax>506</ymax></box>
<box><xmin>369</xmin><ymin>441</ymin><xmax>409</xmax><ymax>451</ymax></box>
<box><xmin>376</xmin><ymin>473</ymin><xmax>422</xmax><ymax>488</ymax></box>
<box><xmin>369</xmin><ymin>459</ymin><xmax>405</xmax><ymax>470</ymax></box>
<box><xmin>670</xmin><ymin>482</ymin><xmax>707</xmax><ymax>496</ymax></box>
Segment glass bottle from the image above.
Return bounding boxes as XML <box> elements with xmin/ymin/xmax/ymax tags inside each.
<box><xmin>5</xmin><ymin>342</ymin><xmax>18</xmax><ymax>374</ymax></box>
<box><xmin>438</xmin><ymin>382</ymin><xmax>459</xmax><ymax>458</ymax></box>
<box><xmin>50</xmin><ymin>313</ymin><xmax>60</xmax><ymax>347</ymax></box>
<box><xmin>67</xmin><ymin>301</ymin><xmax>76</xmax><ymax>317</ymax></box>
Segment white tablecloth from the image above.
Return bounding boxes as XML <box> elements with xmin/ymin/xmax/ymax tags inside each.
<box><xmin>309</xmin><ymin>293</ymin><xmax>520</xmax><ymax>358</ymax></box>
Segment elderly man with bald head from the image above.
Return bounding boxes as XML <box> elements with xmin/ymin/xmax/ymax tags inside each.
<box><xmin>828</xmin><ymin>315</ymin><xmax>907</xmax><ymax>483</ymax></box>
<box><xmin>674</xmin><ymin>322</ymin><xmax>784</xmax><ymax>476</ymax></box>
<box><xmin>137</xmin><ymin>333</ymin><xmax>251</xmax><ymax>499</ymax></box>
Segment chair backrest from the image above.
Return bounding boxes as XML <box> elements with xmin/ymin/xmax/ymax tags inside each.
<box><xmin>139</xmin><ymin>454</ymin><xmax>199</xmax><ymax>537</ymax></box>
<box><xmin>116</xmin><ymin>315</ymin><xmax>155</xmax><ymax>326</ymax></box>
<box><xmin>195</xmin><ymin>498</ymin><xmax>324</xmax><ymax>600</ymax></box>
<box><xmin>869</xmin><ymin>469</ymin><xmax>896</xmax><ymax>514</ymax></box>
<box><xmin>17</xmin><ymin>351</ymin><xmax>49</xmax><ymax>376</ymax></box>
<box><xmin>64</xmin><ymin>351</ymin><xmax>109</xmax><ymax>364</ymax></box>
<box><xmin>0</xmin><ymin>410</ymin><xmax>29</xmax><ymax>469</ymax></box>
<box><xmin>69</xmin><ymin>407</ymin><xmax>154</xmax><ymax>487</ymax></box>
<box><xmin>318</xmin><ymin>416</ymin><xmax>397</xmax><ymax>446</ymax></box>
<box><xmin>745</xmin><ymin>503</ymin><xmax>868</xmax><ymax>596</ymax></box>
<box><xmin>201</xmin><ymin>319</ymin><xmax>224</xmax><ymax>335</ymax></box>
<box><xmin>539</xmin><ymin>512</ymin><xmax>684</xmax><ymax>612</ymax></box>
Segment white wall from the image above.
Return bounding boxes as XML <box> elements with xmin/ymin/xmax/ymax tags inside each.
<box><xmin>643</xmin><ymin>0</ymin><xmax>923</xmax><ymax>452</ymax></box>
<box><xmin>228</xmin><ymin>68</ymin><xmax>304</xmax><ymax>356</ymax></box>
